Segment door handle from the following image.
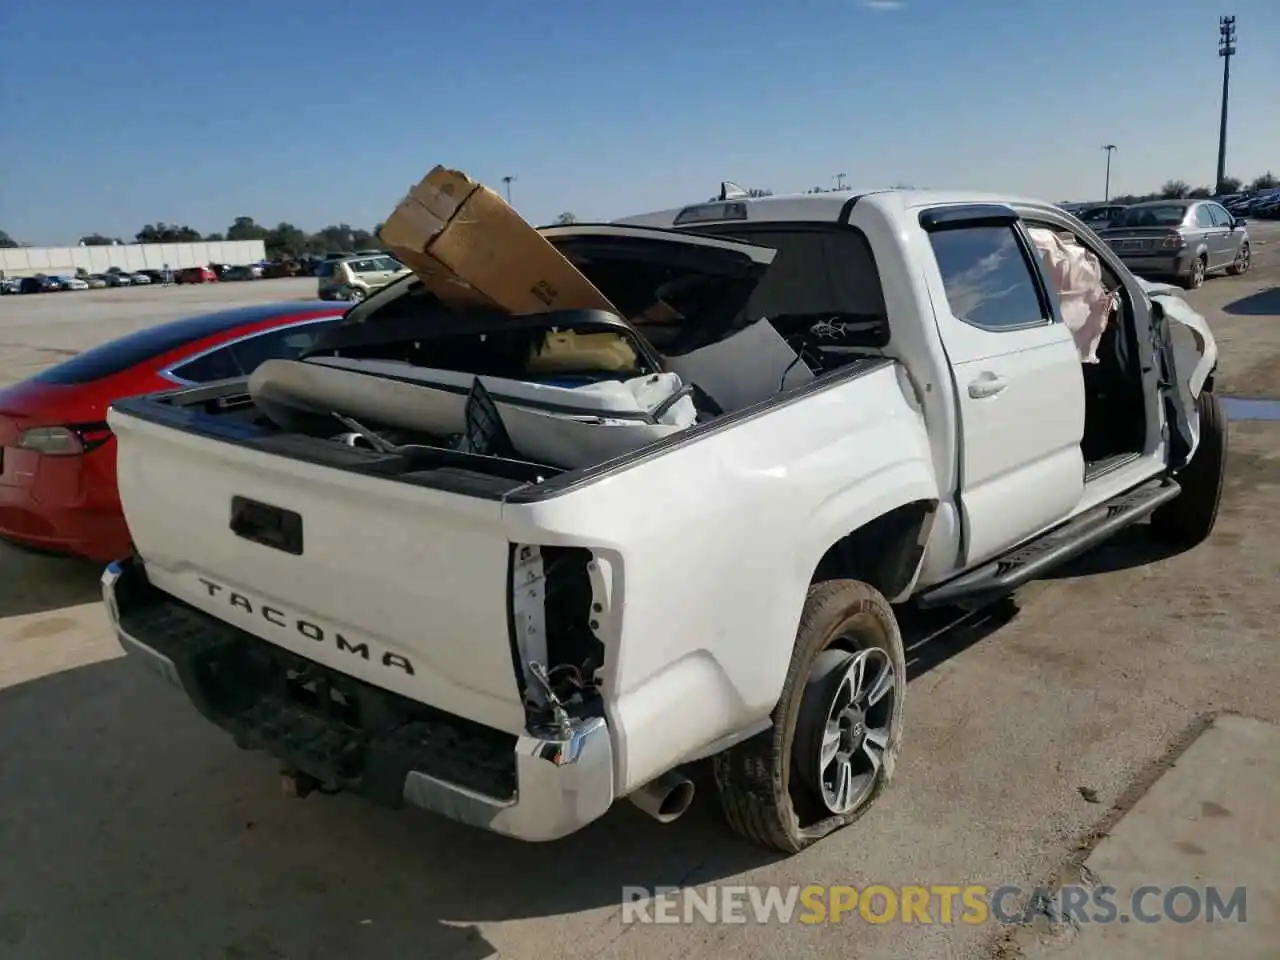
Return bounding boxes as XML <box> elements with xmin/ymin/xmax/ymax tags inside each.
<box><xmin>968</xmin><ymin>373</ymin><xmax>1008</xmax><ymax>399</ymax></box>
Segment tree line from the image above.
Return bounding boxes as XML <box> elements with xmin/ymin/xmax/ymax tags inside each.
<box><xmin>0</xmin><ymin>218</ymin><xmax>386</xmax><ymax>259</ymax></box>
<box><xmin>1</xmin><ymin>171</ymin><xmax>1274</xmax><ymax>252</ymax></box>
<box><xmin>1109</xmin><ymin>171</ymin><xmax>1277</xmax><ymax>205</ymax></box>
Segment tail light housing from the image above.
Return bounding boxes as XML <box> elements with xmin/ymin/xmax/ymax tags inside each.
<box><xmin>1159</xmin><ymin>233</ymin><xmax>1186</xmax><ymax>250</ymax></box>
<box><xmin>17</xmin><ymin>422</ymin><xmax>113</xmax><ymax>456</ymax></box>
<box><xmin>510</xmin><ymin>544</ymin><xmax>608</xmax><ymax>722</ymax></box>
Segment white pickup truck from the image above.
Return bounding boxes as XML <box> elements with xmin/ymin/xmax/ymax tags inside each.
<box><xmin>102</xmin><ymin>188</ymin><xmax>1223</xmax><ymax>854</ymax></box>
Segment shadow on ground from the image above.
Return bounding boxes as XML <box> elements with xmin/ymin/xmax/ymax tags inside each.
<box><xmin>0</xmin><ymin>656</ymin><xmax>777</xmax><ymax>959</ymax></box>
<box><xmin>0</xmin><ymin>541</ymin><xmax>103</xmax><ymax>618</ymax></box>
<box><xmin>1222</xmin><ymin>286</ymin><xmax>1280</xmax><ymax>316</ymax></box>
<box><xmin>1040</xmin><ymin>523</ymin><xmax>1185</xmax><ymax>580</ymax></box>
<box><xmin>0</xmin><ymin>596</ymin><xmax>1025</xmax><ymax>959</ymax></box>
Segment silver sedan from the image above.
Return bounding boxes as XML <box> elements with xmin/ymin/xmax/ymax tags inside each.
<box><xmin>1098</xmin><ymin>198</ymin><xmax>1250</xmax><ymax>289</ymax></box>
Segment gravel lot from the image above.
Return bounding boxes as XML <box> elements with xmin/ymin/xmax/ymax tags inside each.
<box><xmin>1</xmin><ymin>227</ymin><xmax>1278</xmax><ymax>960</ymax></box>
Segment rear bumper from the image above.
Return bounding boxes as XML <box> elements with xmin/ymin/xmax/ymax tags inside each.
<box><xmin>1113</xmin><ymin>251</ymin><xmax>1190</xmax><ymax>277</ymax></box>
<box><xmin>0</xmin><ymin>448</ymin><xmax>131</xmax><ymax>561</ymax></box>
<box><xmin>102</xmin><ymin>558</ymin><xmax>615</xmax><ymax>841</ymax></box>
<box><xmin>0</xmin><ymin>492</ymin><xmax>130</xmax><ymax>562</ymax></box>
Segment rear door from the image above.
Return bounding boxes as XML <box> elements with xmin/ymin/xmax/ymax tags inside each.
<box><xmin>1205</xmin><ymin>203</ymin><xmax>1237</xmax><ymax>267</ymax></box>
<box><xmin>917</xmin><ymin>204</ymin><xmax>1086</xmax><ymax>567</ymax></box>
<box><xmin>1192</xmin><ymin>204</ymin><xmax>1227</xmax><ymax>269</ymax></box>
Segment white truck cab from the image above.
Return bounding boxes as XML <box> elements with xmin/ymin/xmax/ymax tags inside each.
<box><xmin>102</xmin><ymin>187</ymin><xmax>1222</xmax><ymax>853</ymax></box>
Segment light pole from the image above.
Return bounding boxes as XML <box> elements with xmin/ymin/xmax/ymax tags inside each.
<box><xmin>1215</xmin><ymin>16</ymin><xmax>1236</xmax><ymax>193</ymax></box>
<box><xmin>1102</xmin><ymin>144</ymin><xmax>1117</xmax><ymax>201</ymax></box>
<box><xmin>834</xmin><ymin>172</ymin><xmax>847</xmax><ymax>191</ymax></box>
<box><xmin>501</xmin><ymin>175</ymin><xmax>516</xmax><ymax>205</ymax></box>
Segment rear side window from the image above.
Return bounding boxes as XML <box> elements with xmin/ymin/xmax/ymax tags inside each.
<box><xmin>928</xmin><ymin>226</ymin><xmax>1049</xmax><ymax>331</ymax></box>
<box><xmin>700</xmin><ymin>226</ymin><xmax>887</xmax><ymax>328</ymax></box>
<box><xmin>31</xmin><ymin>312</ymin><xmax>270</xmax><ymax>384</ymax></box>
<box><xmin>168</xmin><ymin>319</ymin><xmax>339</xmax><ymax>383</ymax></box>
<box><xmin>316</xmin><ymin>261</ymin><xmax>335</xmax><ymax>278</ymax></box>
<box><xmin>1194</xmin><ymin>206</ymin><xmax>1215</xmax><ymax>228</ymax></box>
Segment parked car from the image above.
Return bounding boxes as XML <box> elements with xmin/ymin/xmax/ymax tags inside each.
<box><xmin>0</xmin><ymin>278</ymin><xmax>19</xmax><ymax>295</ymax></box>
<box><xmin>0</xmin><ymin>303</ymin><xmax>344</xmax><ymax>562</ymax></box>
<box><xmin>19</xmin><ymin>275</ymin><xmax>59</xmax><ymax>293</ymax></box>
<box><xmin>103</xmin><ymin>272</ymin><xmax>132</xmax><ymax>287</ymax></box>
<box><xmin>263</xmin><ymin>260</ymin><xmax>303</xmax><ymax>278</ymax></box>
<box><xmin>129</xmin><ymin>272</ymin><xmax>152</xmax><ymax>285</ymax></box>
<box><xmin>1098</xmin><ymin>199</ymin><xmax>1249</xmax><ymax>289</ymax></box>
<box><xmin>1252</xmin><ymin>190</ymin><xmax>1280</xmax><ymax>219</ymax></box>
<box><xmin>103</xmin><ymin>189</ymin><xmax>1221</xmax><ymax>852</ymax></box>
<box><xmin>85</xmin><ymin>275</ymin><xmax>108</xmax><ymax>289</ymax></box>
<box><xmin>1074</xmin><ymin>204</ymin><xmax>1127</xmax><ymax>229</ymax></box>
<box><xmin>316</xmin><ymin>253</ymin><xmax>411</xmax><ymax>302</ymax></box>
<box><xmin>224</xmin><ymin>264</ymin><xmax>263</xmax><ymax>281</ymax></box>
<box><xmin>177</xmin><ymin>265</ymin><xmax>218</xmax><ymax>284</ymax></box>
<box><xmin>60</xmin><ymin>276</ymin><xmax>90</xmax><ymax>291</ymax></box>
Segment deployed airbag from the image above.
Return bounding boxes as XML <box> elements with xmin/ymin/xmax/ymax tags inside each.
<box><xmin>1027</xmin><ymin>227</ymin><xmax>1116</xmax><ymax>364</ymax></box>
<box><xmin>248</xmin><ymin>358</ymin><xmax>697</xmax><ymax>470</ymax></box>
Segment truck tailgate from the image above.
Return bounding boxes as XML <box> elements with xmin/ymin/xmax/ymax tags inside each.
<box><xmin>108</xmin><ymin>406</ymin><xmax>528</xmax><ymax>736</ymax></box>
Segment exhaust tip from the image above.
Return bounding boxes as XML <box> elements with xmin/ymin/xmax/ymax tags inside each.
<box><xmin>657</xmin><ymin>778</ymin><xmax>695</xmax><ymax>821</ymax></box>
<box><xmin>629</xmin><ymin>771</ymin><xmax>696</xmax><ymax>824</ymax></box>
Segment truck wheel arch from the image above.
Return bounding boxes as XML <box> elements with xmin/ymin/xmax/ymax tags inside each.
<box><xmin>810</xmin><ymin>499</ymin><xmax>937</xmax><ymax>603</ymax></box>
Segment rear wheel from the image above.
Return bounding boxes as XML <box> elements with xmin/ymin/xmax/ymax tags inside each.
<box><xmin>1150</xmin><ymin>390</ymin><xmax>1227</xmax><ymax>548</ymax></box>
<box><xmin>346</xmin><ymin>287</ymin><xmax>366</xmax><ymax>303</ymax></box>
<box><xmin>1227</xmin><ymin>242</ymin><xmax>1251</xmax><ymax>276</ymax></box>
<box><xmin>1181</xmin><ymin>255</ymin><xmax>1207</xmax><ymax>290</ymax></box>
<box><xmin>713</xmin><ymin>579</ymin><xmax>905</xmax><ymax>853</ymax></box>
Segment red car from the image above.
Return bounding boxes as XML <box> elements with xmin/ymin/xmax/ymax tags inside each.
<box><xmin>177</xmin><ymin>265</ymin><xmax>218</xmax><ymax>284</ymax></box>
<box><xmin>0</xmin><ymin>302</ymin><xmax>345</xmax><ymax>562</ymax></box>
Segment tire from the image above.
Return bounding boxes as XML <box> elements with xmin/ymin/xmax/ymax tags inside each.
<box><xmin>1227</xmin><ymin>242</ymin><xmax>1251</xmax><ymax>276</ymax></box>
<box><xmin>1149</xmin><ymin>390</ymin><xmax>1227</xmax><ymax>548</ymax></box>
<box><xmin>346</xmin><ymin>287</ymin><xmax>366</xmax><ymax>303</ymax></box>
<box><xmin>1181</xmin><ymin>254</ymin><xmax>1206</xmax><ymax>290</ymax></box>
<box><xmin>713</xmin><ymin>579</ymin><xmax>906</xmax><ymax>854</ymax></box>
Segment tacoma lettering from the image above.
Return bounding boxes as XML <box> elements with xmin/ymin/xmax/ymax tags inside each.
<box><xmin>336</xmin><ymin>635</ymin><xmax>370</xmax><ymax>660</ymax></box>
<box><xmin>193</xmin><ymin>576</ymin><xmax>414</xmax><ymax>675</ymax></box>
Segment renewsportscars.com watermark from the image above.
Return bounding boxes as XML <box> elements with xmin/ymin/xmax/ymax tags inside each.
<box><xmin>621</xmin><ymin>884</ymin><xmax>1248</xmax><ymax>926</ymax></box>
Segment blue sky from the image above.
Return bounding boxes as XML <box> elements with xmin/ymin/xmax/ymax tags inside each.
<box><xmin>2</xmin><ymin>0</ymin><xmax>1277</xmax><ymax>245</ymax></box>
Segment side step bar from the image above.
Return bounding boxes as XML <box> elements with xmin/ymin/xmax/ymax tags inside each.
<box><xmin>917</xmin><ymin>478</ymin><xmax>1181</xmax><ymax>609</ymax></box>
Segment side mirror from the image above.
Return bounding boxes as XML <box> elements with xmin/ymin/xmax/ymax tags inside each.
<box><xmin>1233</xmin><ymin>217</ymin><xmax>1248</xmax><ymax>228</ymax></box>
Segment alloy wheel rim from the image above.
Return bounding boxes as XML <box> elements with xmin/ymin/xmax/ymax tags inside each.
<box><xmin>815</xmin><ymin>648</ymin><xmax>895</xmax><ymax>815</ymax></box>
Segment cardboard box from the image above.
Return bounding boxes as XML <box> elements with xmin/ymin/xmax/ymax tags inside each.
<box><xmin>379</xmin><ymin>166</ymin><xmax>617</xmax><ymax>315</ymax></box>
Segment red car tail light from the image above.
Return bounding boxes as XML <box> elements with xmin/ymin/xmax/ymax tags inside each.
<box><xmin>17</xmin><ymin>422</ymin><xmax>113</xmax><ymax>456</ymax></box>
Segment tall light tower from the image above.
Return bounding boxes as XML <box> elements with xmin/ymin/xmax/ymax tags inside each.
<box><xmin>1215</xmin><ymin>16</ymin><xmax>1236</xmax><ymax>194</ymax></box>
<box><xmin>834</xmin><ymin>172</ymin><xmax>848</xmax><ymax>190</ymax></box>
<box><xmin>501</xmin><ymin>175</ymin><xmax>516</xmax><ymax>205</ymax></box>
<box><xmin>1102</xmin><ymin>144</ymin><xmax>1117</xmax><ymax>201</ymax></box>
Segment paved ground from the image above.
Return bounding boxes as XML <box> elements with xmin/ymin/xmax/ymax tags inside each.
<box><xmin>1017</xmin><ymin>714</ymin><xmax>1279</xmax><ymax>959</ymax></box>
<box><xmin>0</xmin><ymin>277</ymin><xmax>319</xmax><ymax>388</ymax></box>
<box><xmin>1</xmin><ymin>228</ymin><xmax>1278</xmax><ymax>960</ymax></box>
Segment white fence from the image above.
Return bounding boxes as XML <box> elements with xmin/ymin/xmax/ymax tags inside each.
<box><xmin>0</xmin><ymin>240</ymin><xmax>268</xmax><ymax>278</ymax></box>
